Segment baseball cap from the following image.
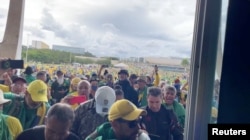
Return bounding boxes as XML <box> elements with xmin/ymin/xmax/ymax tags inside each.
<box><xmin>108</xmin><ymin>99</ymin><xmax>147</xmax><ymax>121</ymax></box>
<box><xmin>118</xmin><ymin>69</ymin><xmax>129</xmax><ymax>76</ymax></box>
<box><xmin>12</xmin><ymin>76</ymin><xmax>27</xmax><ymax>83</ymax></box>
<box><xmin>95</xmin><ymin>86</ymin><xmax>116</xmax><ymax>115</ymax></box>
<box><xmin>71</xmin><ymin>77</ymin><xmax>81</xmax><ymax>86</ymax></box>
<box><xmin>27</xmin><ymin>80</ymin><xmax>48</xmax><ymax>102</ymax></box>
<box><xmin>129</xmin><ymin>74</ymin><xmax>138</xmax><ymax>79</ymax></box>
<box><xmin>90</xmin><ymin>76</ymin><xmax>100</xmax><ymax>83</ymax></box>
<box><xmin>0</xmin><ymin>90</ymin><xmax>10</xmax><ymax>104</ymax></box>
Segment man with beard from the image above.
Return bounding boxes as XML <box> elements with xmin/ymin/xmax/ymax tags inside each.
<box><xmin>86</xmin><ymin>99</ymin><xmax>150</xmax><ymax>140</ymax></box>
<box><xmin>51</xmin><ymin>70</ymin><xmax>70</xmax><ymax>104</ymax></box>
<box><xmin>3</xmin><ymin>80</ymin><xmax>50</xmax><ymax>129</ymax></box>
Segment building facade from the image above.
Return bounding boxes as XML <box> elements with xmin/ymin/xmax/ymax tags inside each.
<box><xmin>32</xmin><ymin>40</ymin><xmax>50</xmax><ymax>49</ymax></box>
<box><xmin>52</xmin><ymin>45</ymin><xmax>85</xmax><ymax>55</ymax></box>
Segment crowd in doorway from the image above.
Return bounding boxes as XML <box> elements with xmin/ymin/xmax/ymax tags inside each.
<box><xmin>0</xmin><ymin>58</ymin><xmax>218</xmax><ymax>140</ymax></box>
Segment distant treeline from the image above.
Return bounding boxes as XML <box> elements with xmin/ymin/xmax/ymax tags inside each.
<box><xmin>21</xmin><ymin>47</ymin><xmax>118</xmax><ymax>64</ymax></box>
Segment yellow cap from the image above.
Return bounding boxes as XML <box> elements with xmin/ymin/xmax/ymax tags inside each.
<box><xmin>71</xmin><ymin>77</ymin><xmax>81</xmax><ymax>86</ymax></box>
<box><xmin>27</xmin><ymin>80</ymin><xmax>48</xmax><ymax>102</ymax></box>
<box><xmin>108</xmin><ymin>99</ymin><xmax>147</xmax><ymax>121</ymax></box>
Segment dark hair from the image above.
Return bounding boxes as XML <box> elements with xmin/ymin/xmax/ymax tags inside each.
<box><xmin>24</xmin><ymin>66</ymin><xmax>33</xmax><ymax>75</ymax></box>
<box><xmin>114</xmin><ymin>85</ymin><xmax>122</xmax><ymax>90</ymax></box>
<box><xmin>36</xmin><ymin>71</ymin><xmax>46</xmax><ymax>78</ymax></box>
<box><xmin>104</xmin><ymin>69</ymin><xmax>109</xmax><ymax>76</ymax></box>
<box><xmin>114</xmin><ymin>85</ymin><xmax>124</xmax><ymax>96</ymax></box>
<box><xmin>118</xmin><ymin>69</ymin><xmax>129</xmax><ymax>76</ymax></box>
<box><xmin>147</xmin><ymin>87</ymin><xmax>162</xmax><ymax>97</ymax></box>
<box><xmin>46</xmin><ymin>103</ymin><xmax>75</xmax><ymax>123</ymax></box>
<box><xmin>164</xmin><ymin>85</ymin><xmax>177</xmax><ymax>94</ymax></box>
<box><xmin>56</xmin><ymin>70</ymin><xmax>63</xmax><ymax>75</ymax></box>
<box><xmin>89</xmin><ymin>76</ymin><xmax>99</xmax><ymax>83</ymax></box>
<box><xmin>129</xmin><ymin>74</ymin><xmax>138</xmax><ymax>80</ymax></box>
<box><xmin>46</xmin><ymin>73</ymin><xmax>51</xmax><ymax>83</ymax></box>
<box><xmin>91</xmin><ymin>73</ymin><xmax>97</xmax><ymax>77</ymax></box>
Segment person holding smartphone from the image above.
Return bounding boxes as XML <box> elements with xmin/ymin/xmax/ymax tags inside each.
<box><xmin>61</xmin><ymin>80</ymin><xmax>90</xmax><ymax>110</ymax></box>
<box><xmin>149</xmin><ymin>65</ymin><xmax>160</xmax><ymax>87</ymax></box>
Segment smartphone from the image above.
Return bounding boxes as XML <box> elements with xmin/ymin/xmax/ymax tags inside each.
<box><xmin>1</xmin><ymin>60</ymin><xmax>24</xmax><ymax>69</ymax></box>
<box><xmin>154</xmin><ymin>64</ymin><xmax>158</xmax><ymax>71</ymax></box>
<box><xmin>69</xmin><ymin>95</ymin><xmax>87</xmax><ymax>105</ymax></box>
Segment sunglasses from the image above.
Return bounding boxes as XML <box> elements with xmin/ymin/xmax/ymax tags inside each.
<box><xmin>116</xmin><ymin>118</ymin><xmax>139</xmax><ymax>128</ymax></box>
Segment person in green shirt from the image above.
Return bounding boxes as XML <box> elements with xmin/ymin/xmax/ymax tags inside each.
<box><xmin>0</xmin><ymin>90</ymin><xmax>23</xmax><ymax>140</ymax></box>
<box><xmin>3</xmin><ymin>80</ymin><xmax>50</xmax><ymax>129</ymax></box>
<box><xmin>86</xmin><ymin>99</ymin><xmax>150</xmax><ymax>140</ymax></box>
<box><xmin>162</xmin><ymin>85</ymin><xmax>185</xmax><ymax>128</ymax></box>
<box><xmin>23</xmin><ymin>66</ymin><xmax>36</xmax><ymax>85</ymax></box>
<box><xmin>137</xmin><ymin>76</ymin><xmax>148</xmax><ymax>107</ymax></box>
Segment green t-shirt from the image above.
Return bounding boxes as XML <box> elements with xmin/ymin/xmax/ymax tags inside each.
<box><xmin>0</xmin><ymin>114</ymin><xmax>12</xmax><ymax>140</ymax></box>
<box><xmin>3</xmin><ymin>97</ymin><xmax>50</xmax><ymax>130</ymax></box>
<box><xmin>163</xmin><ymin>100</ymin><xmax>185</xmax><ymax>128</ymax></box>
<box><xmin>25</xmin><ymin>75</ymin><xmax>36</xmax><ymax>84</ymax></box>
<box><xmin>86</xmin><ymin>122</ymin><xmax>151</xmax><ymax>140</ymax></box>
<box><xmin>138</xmin><ymin>87</ymin><xmax>148</xmax><ymax>107</ymax></box>
<box><xmin>86</xmin><ymin>122</ymin><xmax>116</xmax><ymax>140</ymax></box>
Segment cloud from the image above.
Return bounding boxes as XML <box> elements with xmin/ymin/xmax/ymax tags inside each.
<box><xmin>0</xmin><ymin>0</ymin><xmax>197</xmax><ymax>58</ymax></box>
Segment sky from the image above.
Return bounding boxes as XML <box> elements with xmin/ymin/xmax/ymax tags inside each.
<box><xmin>0</xmin><ymin>0</ymin><xmax>197</xmax><ymax>58</ymax></box>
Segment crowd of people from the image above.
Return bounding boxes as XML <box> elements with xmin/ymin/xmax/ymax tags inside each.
<box><xmin>0</xmin><ymin>58</ymin><xmax>190</xmax><ymax>140</ymax></box>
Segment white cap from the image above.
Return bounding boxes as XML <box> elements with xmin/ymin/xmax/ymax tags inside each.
<box><xmin>0</xmin><ymin>90</ymin><xmax>10</xmax><ymax>104</ymax></box>
<box><xmin>95</xmin><ymin>86</ymin><xmax>116</xmax><ymax>115</ymax></box>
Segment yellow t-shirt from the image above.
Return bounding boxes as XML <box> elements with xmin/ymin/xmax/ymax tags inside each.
<box><xmin>0</xmin><ymin>84</ymin><xmax>10</xmax><ymax>92</ymax></box>
<box><xmin>6</xmin><ymin>115</ymin><xmax>23</xmax><ymax>139</ymax></box>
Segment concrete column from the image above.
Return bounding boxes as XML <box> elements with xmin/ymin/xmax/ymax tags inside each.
<box><xmin>0</xmin><ymin>0</ymin><xmax>25</xmax><ymax>59</ymax></box>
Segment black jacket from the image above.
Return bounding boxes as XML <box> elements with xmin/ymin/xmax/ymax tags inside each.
<box><xmin>141</xmin><ymin>105</ymin><xmax>184</xmax><ymax>140</ymax></box>
<box><xmin>16</xmin><ymin>125</ymin><xmax>80</xmax><ymax>140</ymax></box>
<box><xmin>115</xmin><ymin>79</ymin><xmax>139</xmax><ymax>107</ymax></box>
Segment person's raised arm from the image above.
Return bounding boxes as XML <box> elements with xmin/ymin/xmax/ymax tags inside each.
<box><xmin>97</xmin><ymin>65</ymin><xmax>104</xmax><ymax>78</ymax></box>
<box><xmin>153</xmin><ymin>65</ymin><xmax>160</xmax><ymax>87</ymax></box>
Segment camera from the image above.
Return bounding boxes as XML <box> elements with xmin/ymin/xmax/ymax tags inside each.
<box><xmin>1</xmin><ymin>60</ymin><xmax>24</xmax><ymax>69</ymax></box>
